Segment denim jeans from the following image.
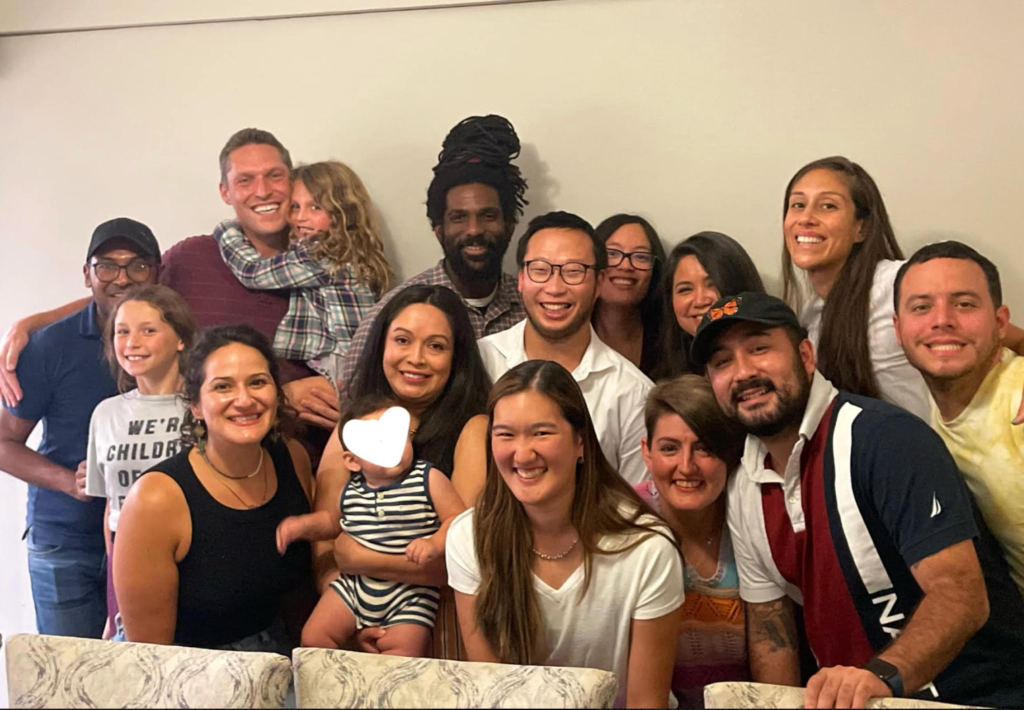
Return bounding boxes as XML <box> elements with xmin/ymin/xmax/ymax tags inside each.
<box><xmin>26</xmin><ymin>527</ymin><xmax>106</xmax><ymax>638</ymax></box>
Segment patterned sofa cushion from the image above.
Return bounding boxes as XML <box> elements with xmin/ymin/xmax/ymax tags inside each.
<box><xmin>6</xmin><ymin>634</ymin><xmax>292</xmax><ymax>709</ymax></box>
<box><xmin>704</xmin><ymin>682</ymin><xmax>978</xmax><ymax>709</ymax></box>
<box><xmin>292</xmin><ymin>648</ymin><xmax>618</xmax><ymax>709</ymax></box>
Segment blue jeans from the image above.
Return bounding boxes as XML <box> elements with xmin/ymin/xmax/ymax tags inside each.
<box><xmin>26</xmin><ymin>527</ymin><xmax>106</xmax><ymax>638</ymax></box>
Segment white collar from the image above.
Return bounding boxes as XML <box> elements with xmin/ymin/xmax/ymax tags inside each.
<box><xmin>489</xmin><ymin>320</ymin><xmax>619</xmax><ymax>380</ymax></box>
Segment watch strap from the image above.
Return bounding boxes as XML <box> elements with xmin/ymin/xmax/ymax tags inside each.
<box><xmin>863</xmin><ymin>657</ymin><xmax>904</xmax><ymax>698</ymax></box>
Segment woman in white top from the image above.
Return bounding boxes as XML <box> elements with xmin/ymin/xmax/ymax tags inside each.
<box><xmin>446</xmin><ymin>360</ymin><xmax>685</xmax><ymax>709</ymax></box>
<box><xmin>781</xmin><ymin>156</ymin><xmax>1024</xmax><ymax>419</ymax></box>
<box><xmin>83</xmin><ymin>284</ymin><xmax>196</xmax><ymax>637</ymax></box>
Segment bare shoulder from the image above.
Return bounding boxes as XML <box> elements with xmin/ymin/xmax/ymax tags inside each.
<box><xmin>126</xmin><ymin>470</ymin><xmax>188</xmax><ymax>515</ymax></box>
<box><xmin>285</xmin><ymin>437</ymin><xmax>314</xmax><ymax>500</ymax></box>
<box><xmin>457</xmin><ymin>414</ymin><xmax>489</xmax><ymax>445</ymax></box>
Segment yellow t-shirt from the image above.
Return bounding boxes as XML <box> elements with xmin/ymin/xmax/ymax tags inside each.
<box><xmin>932</xmin><ymin>348</ymin><xmax>1024</xmax><ymax>600</ymax></box>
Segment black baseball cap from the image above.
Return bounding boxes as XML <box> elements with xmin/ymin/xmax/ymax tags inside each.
<box><xmin>86</xmin><ymin>217</ymin><xmax>161</xmax><ymax>263</ymax></box>
<box><xmin>690</xmin><ymin>292</ymin><xmax>808</xmax><ymax>368</ymax></box>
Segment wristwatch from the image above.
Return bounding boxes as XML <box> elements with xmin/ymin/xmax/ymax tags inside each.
<box><xmin>863</xmin><ymin>657</ymin><xmax>904</xmax><ymax>698</ymax></box>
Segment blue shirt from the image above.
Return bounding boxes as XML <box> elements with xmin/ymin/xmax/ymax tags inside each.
<box><xmin>6</xmin><ymin>303</ymin><xmax>113</xmax><ymax>547</ymax></box>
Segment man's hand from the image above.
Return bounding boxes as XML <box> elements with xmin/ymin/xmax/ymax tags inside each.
<box><xmin>804</xmin><ymin>666</ymin><xmax>892</xmax><ymax>709</ymax></box>
<box><xmin>0</xmin><ymin>322</ymin><xmax>28</xmax><ymax>407</ymax></box>
<box><xmin>72</xmin><ymin>461</ymin><xmax>92</xmax><ymax>502</ymax></box>
<box><xmin>405</xmin><ymin>537</ymin><xmax>442</xmax><ymax>566</ymax></box>
<box><xmin>282</xmin><ymin>376</ymin><xmax>340</xmax><ymax>430</ymax></box>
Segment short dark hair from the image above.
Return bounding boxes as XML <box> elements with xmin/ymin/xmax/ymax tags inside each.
<box><xmin>426</xmin><ymin>115</ymin><xmax>528</xmax><ymax>230</ymax></box>
<box><xmin>219</xmin><ymin>128</ymin><xmax>293</xmax><ymax>185</ymax></box>
<box><xmin>348</xmin><ymin>284</ymin><xmax>492</xmax><ymax>475</ymax></box>
<box><xmin>515</xmin><ymin>211</ymin><xmax>607</xmax><ymax>270</ymax></box>
<box><xmin>894</xmin><ymin>240</ymin><xmax>1003</xmax><ymax>311</ymax></box>
<box><xmin>336</xmin><ymin>393</ymin><xmax>400</xmax><ymax>450</ymax></box>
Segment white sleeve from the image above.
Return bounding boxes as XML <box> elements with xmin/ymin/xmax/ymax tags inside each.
<box><xmin>632</xmin><ymin>529</ymin><xmax>685</xmax><ymax>620</ymax></box>
<box><xmin>445</xmin><ymin>509</ymin><xmax>482</xmax><ymax>595</ymax></box>
<box><xmin>84</xmin><ymin>407</ymin><xmax>107</xmax><ymax>499</ymax></box>
<box><xmin>616</xmin><ymin>378</ymin><xmax>653</xmax><ymax>486</ymax></box>
<box><xmin>726</xmin><ymin>473</ymin><xmax>787</xmax><ymax>603</ymax></box>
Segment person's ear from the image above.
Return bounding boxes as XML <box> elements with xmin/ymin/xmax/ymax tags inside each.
<box><xmin>996</xmin><ymin>304</ymin><xmax>1011</xmax><ymax>340</ymax></box>
<box><xmin>893</xmin><ymin>313</ymin><xmax>905</xmax><ymax>349</ymax></box>
<box><xmin>433</xmin><ymin>224</ymin><xmax>444</xmax><ymax>247</ymax></box>
<box><xmin>190</xmin><ymin>402</ymin><xmax>203</xmax><ymax>421</ymax></box>
<box><xmin>641</xmin><ymin>436</ymin><xmax>653</xmax><ymax>471</ymax></box>
<box><xmin>219</xmin><ymin>181</ymin><xmax>231</xmax><ymax>205</ymax></box>
<box><xmin>517</xmin><ymin>268</ymin><xmax>525</xmax><ymax>295</ymax></box>
<box><xmin>83</xmin><ymin>263</ymin><xmax>92</xmax><ymax>289</ymax></box>
<box><xmin>854</xmin><ymin>219</ymin><xmax>866</xmax><ymax>244</ymax></box>
<box><xmin>798</xmin><ymin>338</ymin><xmax>816</xmax><ymax>378</ymax></box>
<box><xmin>341</xmin><ymin>450</ymin><xmax>362</xmax><ymax>473</ymax></box>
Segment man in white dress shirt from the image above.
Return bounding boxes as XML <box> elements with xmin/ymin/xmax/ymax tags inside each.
<box><xmin>477</xmin><ymin>211</ymin><xmax>653</xmax><ymax>485</ymax></box>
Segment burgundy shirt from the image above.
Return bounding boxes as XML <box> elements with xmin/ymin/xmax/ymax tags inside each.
<box><xmin>160</xmin><ymin>234</ymin><xmax>315</xmax><ymax>385</ymax></box>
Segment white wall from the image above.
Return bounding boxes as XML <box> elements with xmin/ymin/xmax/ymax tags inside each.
<box><xmin>1</xmin><ymin>0</ymin><xmax>1022</xmax><ymax>701</ymax></box>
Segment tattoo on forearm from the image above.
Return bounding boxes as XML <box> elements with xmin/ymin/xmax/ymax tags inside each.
<box><xmin>750</xmin><ymin>599</ymin><xmax>799</xmax><ymax>652</ymax></box>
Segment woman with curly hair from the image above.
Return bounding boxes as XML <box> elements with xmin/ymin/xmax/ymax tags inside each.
<box><xmin>213</xmin><ymin>160</ymin><xmax>394</xmax><ymax>389</ymax></box>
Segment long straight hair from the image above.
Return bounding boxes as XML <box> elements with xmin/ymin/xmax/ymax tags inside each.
<box><xmin>654</xmin><ymin>232</ymin><xmax>765</xmax><ymax>380</ymax></box>
<box><xmin>348</xmin><ymin>284</ymin><xmax>491</xmax><ymax>475</ymax></box>
<box><xmin>592</xmin><ymin>214</ymin><xmax>667</xmax><ymax>376</ymax></box>
<box><xmin>473</xmin><ymin>360</ymin><xmax>676</xmax><ymax>664</ymax></box>
<box><xmin>780</xmin><ymin>156</ymin><xmax>903</xmax><ymax>398</ymax></box>
<box><xmin>103</xmin><ymin>285</ymin><xmax>198</xmax><ymax>394</ymax></box>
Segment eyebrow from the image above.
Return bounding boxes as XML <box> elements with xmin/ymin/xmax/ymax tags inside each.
<box><xmin>390</xmin><ymin>326</ymin><xmax>451</xmax><ymax>342</ymax></box>
<box><xmin>789</xmin><ymin>190</ymin><xmax>846</xmax><ymax>199</ymax></box>
<box><xmin>492</xmin><ymin>421</ymin><xmax>559</xmax><ymax>430</ymax></box>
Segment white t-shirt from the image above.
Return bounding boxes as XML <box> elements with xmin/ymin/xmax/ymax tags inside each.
<box><xmin>85</xmin><ymin>390</ymin><xmax>186</xmax><ymax>531</ymax></box>
<box><xmin>477</xmin><ymin>320</ymin><xmax>653</xmax><ymax>485</ymax></box>
<box><xmin>800</xmin><ymin>259</ymin><xmax>930</xmax><ymax>420</ymax></box>
<box><xmin>446</xmin><ymin>508</ymin><xmax>684</xmax><ymax>708</ymax></box>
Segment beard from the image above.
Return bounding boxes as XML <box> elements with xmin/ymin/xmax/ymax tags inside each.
<box><xmin>442</xmin><ymin>233</ymin><xmax>510</xmax><ymax>286</ymax></box>
<box><xmin>725</xmin><ymin>365</ymin><xmax>812</xmax><ymax>438</ymax></box>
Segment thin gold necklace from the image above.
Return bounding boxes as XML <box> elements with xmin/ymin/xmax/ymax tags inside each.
<box><xmin>202</xmin><ymin>447</ymin><xmax>264</xmax><ymax>479</ymax></box>
<box><xmin>532</xmin><ymin>537</ymin><xmax>579</xmax><ymax>561</ymax></box>
<box><xmin>202</xmin><ymin>448</ymin><xmax>268</xmax><ymax>509</ymax></box>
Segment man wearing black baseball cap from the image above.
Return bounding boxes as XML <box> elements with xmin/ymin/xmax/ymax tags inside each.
<box><xmin>0</xmin><ymin>217</ymin><xmax>160</xmax><ymax>638</ymax></box>
<box><xmin>693</xmin><ymin>292</ymin><xmax>1024</xmax><ymax>708</ymax></box>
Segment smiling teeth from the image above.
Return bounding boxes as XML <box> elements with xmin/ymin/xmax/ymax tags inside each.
<box><xmin>673</xmin><ymin>480</ymin><xmax>702</xmax><ymax>489</ymax></box>
<box><xmin>610</xmin><ymin>278</ymin><xmax>636</xmax><ymax>285</ymax></box>
<box><xmin>253</xmin><ymin>204</ymin><xmax>279</xmax><ymax>213</ymax></box>
<box><xmin>541</xmin><ymin>304</ymin><xmax>570</xmax><ymax>311</ymax></box>
<box><xmin>402</xmin><ymin>372</ymin><xmax>427</xmax><ymax>379</ymax></box>
<box><xmin>930</xmin><ymin>344</ymin><xmax>964</xmax><ymax>351</ymax></box>
<box><xmin>740</xmin><ymin>388</ymin><xmax>768</xmax><ymax>401</ymax></box>
<box><xmin>231</xmin><ymin>415</ymin><xmax>260</xmax><ymax>422</ymax></box>
<box><xmin>796</xmin><ymin>236</ymin><xmax>824</xmax><ymax>244</ymax></box>
<box><xmin>516</xmin><ymin>467</ymin><xmax>544</xmax><ymax>479</ymax></box>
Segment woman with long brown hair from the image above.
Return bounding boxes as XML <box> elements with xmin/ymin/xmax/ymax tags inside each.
<box><xmin>446</xmin><ymin>360</ymin><xmax>685</xmax><ymax>708</ymax></box>
<box><xmin>781</xmin><ymin>156</ymin><xmax>1024</xmax><ymax>419</ymax></box>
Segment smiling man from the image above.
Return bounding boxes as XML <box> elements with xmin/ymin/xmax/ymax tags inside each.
<box><xmin>690</xmin><ymin>291</ymin><xmax>1024</xmax><ymax>709</ymax></box>
<box><xmin>0</xmin><ymin>218</ymin><xmax>160</xmax><ymax>638</ymax></box>
<box><xmin>339</xmin><ymin>115</ymin><xmax>527</xmax><ymax>391</ymax></box>
<box><xmin>894</xmin><ymin>241</ymin><xmax>1024</xmax><ymax>601</ymax></box>
<box><xmin>477</xmin><ymin>211</ymin><xmax>653</xmax><ymax>486</ymax></box>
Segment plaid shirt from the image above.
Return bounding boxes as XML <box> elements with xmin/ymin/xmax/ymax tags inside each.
<box><xmin>340</xmin><ymin>259</ymin><xmax>525</xmax><ymax>392</ymax></box>
<box><xmin>213</xmin><ymin>220</ymin><xmax>377</xmax><ymax>374</ymax></box>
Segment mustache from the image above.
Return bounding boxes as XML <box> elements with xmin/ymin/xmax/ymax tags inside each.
<box><xmin>730</xmin><ymin>377</ymin><xmax>776</xmax><ymax>404</ymax></box>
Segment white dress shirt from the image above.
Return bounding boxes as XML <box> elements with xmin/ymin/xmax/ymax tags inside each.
<box><xmin>477</xmin><ymin>320</ymin><xmax>653</xmax><ymax>485</ymax></box>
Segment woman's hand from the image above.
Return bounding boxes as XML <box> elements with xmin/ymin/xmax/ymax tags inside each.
<box><xmin>276</xmin><ymin>516</ymin><xmax>304</xmax><ymax>554</ymax></box>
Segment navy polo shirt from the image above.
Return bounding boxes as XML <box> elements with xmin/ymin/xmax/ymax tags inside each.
<box><xmin>5</xmin><ymin>302</ymin><xmax>114</xmax><ymax>548</ymax></box>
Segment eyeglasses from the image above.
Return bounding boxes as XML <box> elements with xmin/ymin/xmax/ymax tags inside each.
<box><xmin>91</xmin><ymin>260</ymin><xmax>154</xmax><ymax>284</ymax></box>
<box><xmin>606</xmin><ymin>248</ymin><xmax>657</xmax><ymax>271</ymax></box>
<box><xmin>523</xmin><ymin>260</ymin><xmax>597</xmax><ymax>285</ymax></box>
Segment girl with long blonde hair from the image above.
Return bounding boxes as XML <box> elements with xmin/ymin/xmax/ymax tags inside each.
<box><xmin>446</xmin><ymin>360</ymin><xmax>685</xmax><ymax>708</ymax></box>
<box><xmin>213</xmin><ymin>160</ymin><xmax>394</xmax><ymax>389</ymax></box>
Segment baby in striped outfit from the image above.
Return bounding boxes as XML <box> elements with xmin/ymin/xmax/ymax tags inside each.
<box><xmin>276</xmin><ymin>396</ymin><xmax>466</xmax><ymax>656</ymax></box>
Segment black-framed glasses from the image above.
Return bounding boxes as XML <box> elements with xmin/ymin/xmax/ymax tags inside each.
<box><xmin>606</xmin><ymin>248</ymin><xmax>657</xmax><ymax>271</ymax></box>
<box><xmin>523</xmin><ymin>259</ymin><xmax>597</xmax><ymax>285</ymax></box>
<box><xmin>91</xmin><ymin>260</ymin><xmax>154</xmax><ymax>284</ymax></box>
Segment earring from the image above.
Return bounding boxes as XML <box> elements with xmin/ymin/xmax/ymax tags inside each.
<box><xmin>194</xmin><ymin>419</ymin><xmax>207</xmax><ymax>453</ymax></box>
<box><xmin>577</xmin><ymin>455</ymin><xmax>584</xmax><ymax>465</ymax></box>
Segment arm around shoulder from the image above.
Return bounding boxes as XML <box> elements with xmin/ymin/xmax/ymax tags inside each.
<box><xmin>113</xmin><ymin>470</ymin><xmax>190</xmax><ymax>644</ymax></box>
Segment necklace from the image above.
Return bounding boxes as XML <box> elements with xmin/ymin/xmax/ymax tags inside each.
<box><xmin>212</xmin><ymin>468</ymin><xmax>268</xmax><ymax>510</ymax></box>
<box><xmin>532</xmin><ymin>537</ymin><xmax>579</xmax><ymax>561</ymax></box>
<box><xmin>202</xmin><ymin>447</ymin><xmax>264</xmax><ymax>480</ymax></box>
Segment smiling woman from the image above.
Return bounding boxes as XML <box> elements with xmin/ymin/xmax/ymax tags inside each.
<box><xmin>112</xmin><ymin>325</ymin><xmax>315</xmax><ymax>652</ymax></box>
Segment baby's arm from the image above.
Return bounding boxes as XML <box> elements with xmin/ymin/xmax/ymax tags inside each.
<box><xmin>405</xmin><ymin>468</ymin><xmax>469</xmax><ymax>565</ymax></box>
<box><xmin>213</xmin><ymin>221</ymin><xmax>331</xmax><ymax>290</ymax></box>
<box><xmin>277</xmin><ymin>510</ymin><xmax>341</xmax><ymax>554</ymax></box>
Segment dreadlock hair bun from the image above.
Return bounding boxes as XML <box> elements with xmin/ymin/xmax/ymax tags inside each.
<box><xmin>426</xmin><ymin>114</ymin><xmax>529</xmax><ymax>228</ymax></box>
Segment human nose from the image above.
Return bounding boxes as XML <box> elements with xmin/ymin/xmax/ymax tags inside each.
<box><xmin>113</xmin><ymin>265</ymin><xmax>132</xmax><ymax>287</ymax></box>
<box><xmin>732</xmin><ymin>350</ymin><xmax>758</xmax><ymax>381</ymax></box>
<box><xmin>405</xmin><ymin>342</ymin><xmax>427</xmax><ymax>365</ymax></box>
<box><xmin>931</xmin><ymin>301</ymin><xmax>955</xmax><ymax>329</ymax></box>
<box><xmin>465</xmin><ymin>214</ymin><xmax>482</xmax><ymax>236</ymax></box>
<box><xmin>693</xmin><ymin>285</ymin><xmax>716</xmax><ymax>308</ymax></box>
<box><xmin>678</xmin><ymin>443</ymin><xmax>697</xmax><ymax>474</ymax></box>
<box><xmin>233</xmin><ymin>386</ymin><xmax>255</xmax><ymax>408</ymax></box>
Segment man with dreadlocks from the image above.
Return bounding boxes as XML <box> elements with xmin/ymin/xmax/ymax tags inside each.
<box><xmin>339</xmin><ymin>114</ymin><xmax>528</xmax><ymax>392</ymax></box>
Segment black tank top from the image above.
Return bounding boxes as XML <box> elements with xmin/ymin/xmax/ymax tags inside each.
<box><xmin>156</xmin><ymin>438</ymin><xmax>312</xmax><ymax>648</ymax></box>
